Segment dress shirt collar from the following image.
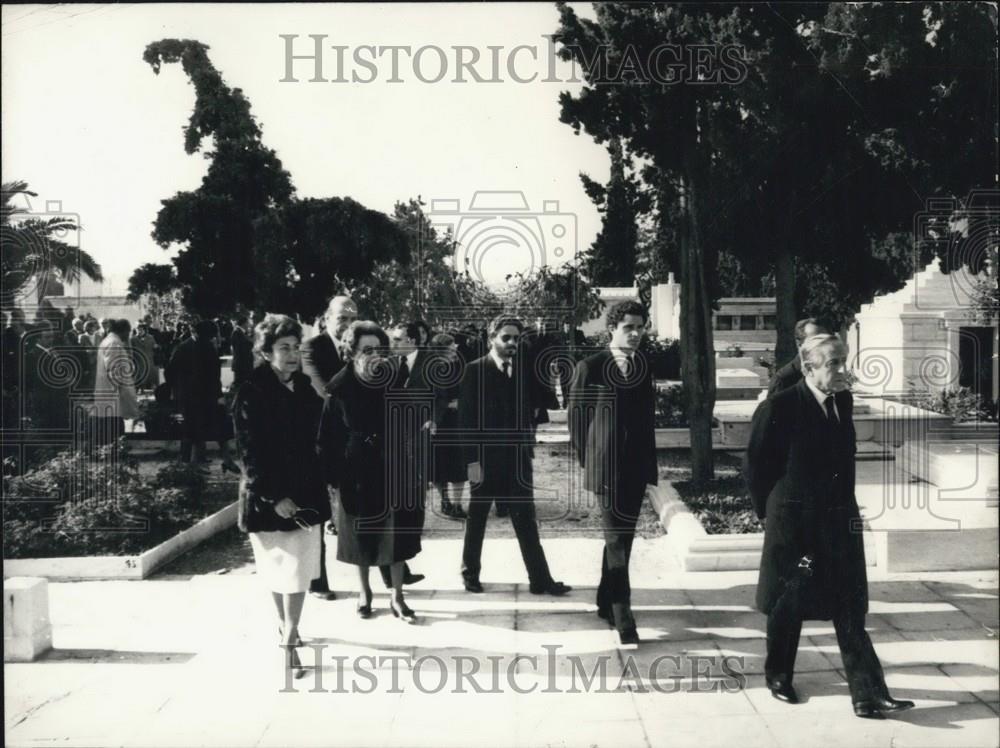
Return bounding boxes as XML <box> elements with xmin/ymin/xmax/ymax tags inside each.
<box><xmin>489</xmin><ymin>348</ymin><xmax>513</xmax><ymax>376</ymax></box>
<box><xmin>406</xmin><ymin>349</ymin><xmax>419</xmax><ymax>372</ymax></box>
<box><xmin>804</xmin><ymin>375</ymin><xmax>840</xmax><ymax>419</ymax></box>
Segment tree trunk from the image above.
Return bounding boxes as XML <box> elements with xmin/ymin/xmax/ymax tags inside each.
<box><xmin>773</xmin><ymin>246</ymin><xmax>797</xmax><ymax>367</ymax></box>
<box><xmin>677</xmin><ymin>159</ymin><xmax>716</xmax><ymax>483</ymax></box>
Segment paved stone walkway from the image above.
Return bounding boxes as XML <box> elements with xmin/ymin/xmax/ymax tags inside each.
<box><xmin>5</xmin><ymin>536</ymin><xmax>998</xmax><ymax>748</ymax></box>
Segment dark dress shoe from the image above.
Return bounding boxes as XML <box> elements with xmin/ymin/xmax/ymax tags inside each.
<box><xmin>309</xmin><ymin>589</ymin><xmax>337</xmax><ymax>601</ymax></box>
<box><xmin>766</xmin><ymin>680</ymin><xmax>799</xmax><ymax>704</ymax></box>
<box><xmin>529</xmin><ymin>580</ymin><xmax>572</xmax><ymax>596</ymax></box>
<box><xmin>356</xmin><ymin>597</ymin><xmax>373</xmax><ymax>619</ymax></box>
<box><xmin>873</xmin><ymin>696</ymin><xmax>915</xmax><ymax>713</ymax></box>
<box><xmin>404</xmin><ymin>571</ymin><xmax>425</xmax><ymax>585</ymax></box>
<box><xmin>617</xmin><ymin>627</ymin><xmax>640</xmax><ymax>646</ymax></box>
<box><xmin>463</xmin><ymin>579</ymin><xmax>484</xmax><ymax>593</ymax></box>
<box><xmin>596</xmin><ymin>607</ymin><xmax>615</xmax><ymax>628</ymax></box>
<box><xmin>853</xmin><ymin>701</ymin><xmax>886</xmax><ymax>719</ymax></box>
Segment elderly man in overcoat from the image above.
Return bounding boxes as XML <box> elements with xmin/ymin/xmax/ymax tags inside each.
<box><xmin>745</xmin><ymin>334</ymin><xmax>914</xmax><ymax>719</ymax></box>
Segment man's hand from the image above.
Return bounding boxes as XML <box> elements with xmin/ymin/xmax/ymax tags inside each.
<box><xmin>274</xmin><ymin>498</ymin><xmax>301</xmax><ymax>519</ymax></box>
<box><xmin>422</xmin><ymin>420</ymin><xmax>436</xmax><ymax>435</ymax></box>
<box><xmin>467</xmin><ymin>462</ymin><xmax>482</xmax><ymax>484</ymax></box>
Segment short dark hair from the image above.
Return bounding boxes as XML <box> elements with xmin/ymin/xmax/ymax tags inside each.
<box><xmin>412</xmin><ymin>319</ymin><xmax>432</xmax><ymax>344</ymax></box>
<box><xmin>396</xmin><ymin>321</ymin><xmax>423</xmax><ymax>344</ymax></box>
<box><xmin>109</xmin><ymin>318</ymin><xmax>131</xmax><ymax>338</ymax></box>
<box><xmin>606</xmin><ymin>301</ymin><xmax>648</xmax><ymax>330</ymax></box>
<box><xmin>488</xmin><ymin>315</ymin><xmax>524</xmax><ymax>337</ymax></box>
<box><xmin>342</xmin><ymin>320</ymin><xmax>388</xmax><ymax>358</ymax></box>
<box><xmin>794</xmin><ymin>318</ymin><xmax>830</xmax><ymax>345</ymax></box>
<box><xmin>253</xmin><ymin>314</ymin><xmax>302</xmax><ymax>355</ymax></box>
<box><xmin>194</xmin><ymin>319</ymin><xmax>219</xmax><ymax>340</ymax></box>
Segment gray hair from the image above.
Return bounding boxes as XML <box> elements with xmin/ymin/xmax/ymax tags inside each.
<box><xmin>799</xmin><ymin>334</ymin><xmax>845</xmax><ymax>371</ymax></box>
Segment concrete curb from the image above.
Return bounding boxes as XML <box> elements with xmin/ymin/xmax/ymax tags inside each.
<box><xmin>3</xmin><ymin>502</ymin><xmax>237</xmax><ymax>581</ymax></box>
<box><xmin>650</xmin><ymin>481</ymin><xmax>883</xmax><ymax>574</ymax></box>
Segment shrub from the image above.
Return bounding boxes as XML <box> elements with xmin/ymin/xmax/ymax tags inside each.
<box><xmin>3</xmin><ymin>442</ymin><xmax>225</xmax><ymax>558</ymax></box>
<box><xmin>674</xmin><ymin>477</ymin><xmax>763</xmax><ymax>535</ymax></box>
<box><xmin>641</xmin><ymin>336</ymin><xmax>681</xmax><ymax>379</ymax></box>
<box><xmin>907</xmin><ymin>385</ymin><xmax>994</xmax><ymax>423</ymax></box>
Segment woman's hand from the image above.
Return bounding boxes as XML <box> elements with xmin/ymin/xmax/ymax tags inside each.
<box><xmin>274</xmin><ymin>498</ymin><xmax>301</xmax><ymax>519</ymax></box>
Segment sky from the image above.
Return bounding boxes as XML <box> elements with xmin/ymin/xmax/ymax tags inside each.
<box><xmin>2</xmin><ymin>2</ymin><xmax>608</xmax><ymax>296</ymax></box>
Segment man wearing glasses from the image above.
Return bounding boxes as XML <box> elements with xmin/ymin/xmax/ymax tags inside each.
<box><xmin>457</xmin><ymin>315</ymin><xmax>571</xmax><ymax>597</ymax></box>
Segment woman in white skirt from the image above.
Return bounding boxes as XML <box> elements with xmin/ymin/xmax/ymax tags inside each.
<box><xmin>233</xmin><ymin>314</ymin><xmax>331</xmax><ymax>678</ymax></box>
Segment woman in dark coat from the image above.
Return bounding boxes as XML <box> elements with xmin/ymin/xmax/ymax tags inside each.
<box><xmin>318</xmin><ymin>320</ymin><xmax>421</xmax><ymax>623</ymax></box>
<box><xmin>233</xmin><ymin>314</ymin><xmax>331</xmax><ymax>677</ymax></box>
<box><xmin>427</xmin><ymin>333</ymin><xmax>467</xmax><ymax>519</ymax></box>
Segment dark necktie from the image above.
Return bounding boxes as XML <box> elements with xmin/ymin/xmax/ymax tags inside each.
<box><xmin>502</xmin><ymin>361</ymin><xmax>511</xmax><ymax>379</ymax></box>
<box><xmin>824</xmin><ymin>395</ymin><xmax>839</xmax><ymax>424</ymax></box>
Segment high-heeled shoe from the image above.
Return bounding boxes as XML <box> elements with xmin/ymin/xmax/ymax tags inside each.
<box><xmin>390</xmin><ymin>598</ymin><xmax>417</xmax><ymax>624</ymax></box>
<box><xmin>357</xmin><ymin>590</ymin><xmax>373</xmax><ymax>619</ymax></box>
<box><xmin>282</xmin><ymin>642</ymin><xmax>306</xmax><ymax>679</ymax></box>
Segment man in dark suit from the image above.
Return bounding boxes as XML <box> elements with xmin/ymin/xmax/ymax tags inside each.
<box><xmin>230</xmin><ymin>313</ymin><xmax>255</xmax><ymax>386</ymax></box>
<box><xmin>166</xmin><ymin>319</ymin><xmax>223</xmax><ymax>464</ymax></box>
<box><xmin>768</xmin><ymin>318</ymin><xmax>829</xmax><ymax>396</ymax></box>
<box><xmin>568</xmin><ymin>301</ymin><xmax>657</xmax><ymax>646</ymax></box>
<box><xmin>300</xmin><ymin>296</ymin><xmax>357</xmax><ymax>398</ymax></box>
<box><xmin>298</xmin><ymin>296</ymin><xmax>357</xmax><ymax>600</ymax></box>
<box><xmin>745</xmin><ymin>334</ymin><xmax>914</xmax><ymax>719</ymax></box>
<box><xmin>457</xmin><ymin>315</ymin><xmax>571</xmax><ymax>597</ymax></box>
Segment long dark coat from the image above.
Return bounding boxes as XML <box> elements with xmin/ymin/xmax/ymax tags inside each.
<box><xmin>568</xmin><ymin>349</ymin><xmax>658</xmax><ymax>495</ymax></box>
<box><xmin>744</xmin><ymin>378</ymin><xmax>868</xmax><ymax>620</ymax></box>
<box><xmin>318</xmin><ymin>363</ymin><xmax>422</xmax><ymax>566</ymax></box>
<box><xmin>233</xmin><ymin>364</ymin><xmax>331</xmax><ymax>534</ymax></box>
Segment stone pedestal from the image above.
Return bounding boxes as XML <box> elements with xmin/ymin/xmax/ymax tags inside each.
<box><xmin>4</xmin><ymin>577</ymin><xmax>53</xmax><ymax>662</ymax></box>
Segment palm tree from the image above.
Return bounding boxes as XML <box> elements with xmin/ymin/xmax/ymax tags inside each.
<box><xmin>1</xmin><ymin>180</ymin><xmax>103</xmax><ymax>306</ymax></box>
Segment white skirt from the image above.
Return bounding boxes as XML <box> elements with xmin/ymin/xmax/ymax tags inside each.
<box><xmin>249</xmin><ymin>525</ymin><xmax>321</xmax><ymax>594</ymax></box>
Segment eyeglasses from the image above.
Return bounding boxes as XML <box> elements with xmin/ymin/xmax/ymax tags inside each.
<box><xmin>292</xmin><ymin>508</ymin><xmax>320</xmax><ymax>531</ymax></box>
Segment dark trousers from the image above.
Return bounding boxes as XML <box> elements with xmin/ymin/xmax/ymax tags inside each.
<box><xmin>179</xmin><ymin>403</ymin><xmax>211</xmax><ymax>463</ymax></box>
<box><xmin>310</xmin><ymin>531</ymin><xmax>331</xmax><ymax>592</ymax></box>
<box><xmin>766</xmin><ymin>587</ymin><xmax>887</xmax><ymax>704</ymax></box>
<box><xmin>461</xmin><ymin>446</ymin><xmax>551</xmax><ymax>587</ymax></box>
<box><xmin>595</xmin><ymin>475</ymin><xmax>646</xmax><ymax>611</ymax></box>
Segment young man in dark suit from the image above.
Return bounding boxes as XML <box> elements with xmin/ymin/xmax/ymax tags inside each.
<box><xmin>296</xmin><ymin>296</ymin><xmax>358</xmax><ymax>600</ymax></box>
<box><xmin>568</xmin><ymin>301</ymin><xmax>657</xmax><ymax>646</ymax></box>
<box><xmin>746</xmin><ymin>334</ymin><xmax>914</xmax><ymax>719</ymax></box>
<box><xmin>457</xmin><ymin>315</ymin><xmax>571</xmax><ymax>596</ymax></box>
<box><xmin>767</xmin><ymin>318</ymin><xmax>829</xmax><ymax>396</ymax></box>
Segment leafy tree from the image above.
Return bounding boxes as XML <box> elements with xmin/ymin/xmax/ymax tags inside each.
<box><xmin>506</xmin><ymin>262</ymin><xmax>604</xmax><ymax>329</ymax></box>
<box><xmin>145</xmin><ymin>39</ymin><xmax>295</xmax><ymax>316</ymax></box>
<box><xmin>126</xmin><ymin>262</ymin><xmax>179</xmax><ymax>302</ymax></box>
<box><xmin>554</xmin><ymin>2</ymin><xmax>996</xmax><ymax>480</ymax></box>
<box><xmin>1</xmin><ymin>181</ymin><xmax>103</xmax><ymax>306</ymax></box>
<box><xmin>251</xmin><ymin>196</ymin><xmax>409</xmax><ymax>321</ymax></box>
<box><xmin>580</xmin><ymin>138</ymin><xmax>650</xmax><ymax>286</ymax></box>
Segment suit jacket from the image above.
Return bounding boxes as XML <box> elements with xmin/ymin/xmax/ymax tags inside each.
<box><xmin>768</xmin><ymin>357</ymin><xmax>802</xmax><ymax>397</ymax></box>
<box><xmin>92</xmin><ymin>333</ymin><xmax>140</xmax><ymax>419</ymax></box>
<box><xmin>568</xmin><ymin>349</ymin><xmax>658</xmax><ymax>494</ymax></box>
<box><xmin>230</xmin><ymin>326</ymin><xmax>255</xmax><ymax>383</ymax></box>
<box><xmin>744</xmin><ymin>378</ymin><xmax>867</xmax><ymax>619</ymax></box>
<box><xmin>457</xmin><ymin>354</ymin><xmax>537</xmax><ymax>478</ymax></box>
<box><xmin>300</xmin><ymin>332</ymin><xmax>346</xmax><ymax>398</ymax></box>
<box><xmin>165</xmin><ymin>337</ymin><xmax>221</xmax><ymax>409</ymax></box>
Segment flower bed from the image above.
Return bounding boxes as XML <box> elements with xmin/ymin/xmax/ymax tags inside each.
<box><xmin>3</xmin><ymin>445</ymin><xmax>234</xmax><ymax>559</ymax></box>
<box><xmin>672</xmin><ymin>476</ymin><xmax>763</xmax><ymax>535</ymax></box>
